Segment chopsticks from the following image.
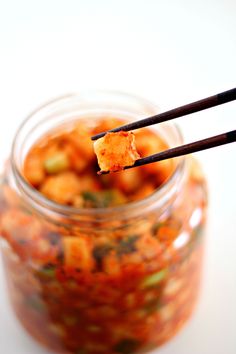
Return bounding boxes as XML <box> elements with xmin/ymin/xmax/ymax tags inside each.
<box><xmin>91</xmin><ymin>88</ymin><xmax>236</xmax><ymax>174</ymax></box>
<box><xmin>91</xmin><ymin>88</ymin><xmax>236</xmax><ymax>141</ymax></box>
<box><xmin>98</xmin><ymin>130</ymin><xmax>236</xmax><ymax>174</ymax></box>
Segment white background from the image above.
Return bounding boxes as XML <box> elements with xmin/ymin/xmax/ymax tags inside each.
<box><xmin>0</xmin><ymin>1</ymin><xmax>236</xmax><ymax>353</ymax></box>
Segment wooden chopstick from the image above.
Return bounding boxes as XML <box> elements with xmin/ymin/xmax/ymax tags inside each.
<box><xmin>99</xmin><ymin>130</ymin><xmax>236</xmax><ymax>174</ymax></box>
<box><xmin>91</xmin><ymin>88</ymin><xmax>236</xmax><ymax>141</ymax></box>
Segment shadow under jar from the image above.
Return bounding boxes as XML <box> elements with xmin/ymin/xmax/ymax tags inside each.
<box><xmin>0</xmin><ymin>91</ymin><xmax>207</xmax><ymax>354</ymax></box>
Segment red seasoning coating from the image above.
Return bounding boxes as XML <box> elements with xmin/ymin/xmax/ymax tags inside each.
<box><xmin>93</xmin><ymin>131</ymin><xmax>140</xmax><ymax>173</ymax></box>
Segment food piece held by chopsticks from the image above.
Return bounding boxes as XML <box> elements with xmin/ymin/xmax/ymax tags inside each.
<box><xmin>93</xmin><ymin>131</ymin><xmax>140</xmax><ymax>174</ymax></box>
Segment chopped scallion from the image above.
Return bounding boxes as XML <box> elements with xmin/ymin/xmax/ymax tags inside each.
<box><xmin>44</xmin><ymin>153</ymin><xmax>69</xmax><ymax>174</ymax></box>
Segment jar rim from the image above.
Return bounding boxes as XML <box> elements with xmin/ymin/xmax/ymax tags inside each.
<box><xmin>10</xmin><ymin>90</ymin><xmax>186</xmax><ymax>221</ymax></box>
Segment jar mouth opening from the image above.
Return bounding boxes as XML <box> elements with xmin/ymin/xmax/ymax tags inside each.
<box><xmin>10</xmin><ymin>91</ymin><xmax>186</xmax><ymax>221</ymax></box>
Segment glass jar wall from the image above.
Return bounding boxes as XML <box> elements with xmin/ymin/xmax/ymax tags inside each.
<box><xmin>0</xmin><ymin>92</ymin><xmax>207</xmax><ymax>354</ymax></box>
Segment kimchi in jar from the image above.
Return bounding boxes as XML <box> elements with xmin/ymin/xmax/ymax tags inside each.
<box><xmin>0</xmin><ymin>92</ymin><xmax>207</xmax><ymax>354</ymax></box>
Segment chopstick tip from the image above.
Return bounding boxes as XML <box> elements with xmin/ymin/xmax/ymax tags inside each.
<box><xmin>91</xmin><ymin>132</ymin><xmax>107</xmax><ymax>141</ymax></box>
<box><xmin>97</xmin><ymin>170</ymin><xmax>109</xmax><ymax>175</ymax></box>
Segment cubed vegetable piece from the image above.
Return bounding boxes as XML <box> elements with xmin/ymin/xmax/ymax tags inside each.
<box><xmin>135</xmin><ymin>129</ymin><xmax>174</xmax><ymax>184</ymax></box>
<box><xmin>40</xmin><ymin>172</ymin><xmax>80</xmax><ymax>204</ymax></box>
<box><xmin>63</xmin><ymin>142</ymin><xmax>91</xmax><ymax>173</ymax></box>
<box><xmin>112</xmin><ymin>169</ymin><xmax>143</xmax><ymax>194</ymax></box>
<box><xmin>63</xmin><ymin>237</ymin><xmax>94</xmax><ymax>271</ymax></box>
<box><xmin>93</xmin><ymin>131</ymin><xmax>140</xmax><ymax>173</ymax></box>
<box><xmin>159</xmin><ymin>303</ymin><xmax>175</xmax><ymax>322</ymax></box>
<box><xmin>68</xmin><ymin>123</ymin><xmax>95</xmax><ymax>158</ymax></box>
<box><xmin>24</xmin><ymin>151</ymin><xmax>45</xmax><ymax>186</ymax></box>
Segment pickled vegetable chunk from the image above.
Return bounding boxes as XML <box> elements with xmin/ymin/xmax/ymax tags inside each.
<box><xmin>93</xmin><ymin>131</ymin><xmax>140</xmax><ymax>173</ymax></box>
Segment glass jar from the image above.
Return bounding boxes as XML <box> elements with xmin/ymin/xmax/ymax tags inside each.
<box><xmin>0</xmin><ymin>91</ymin><xmax>207</xmax><ymax>354</ymax></box>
